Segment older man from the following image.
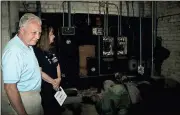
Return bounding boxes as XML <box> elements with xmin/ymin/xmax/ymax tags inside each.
<box><xmin>2</xmin><ymin>13</ymin><xmax>42</xmax><ymax>115</ymax></box>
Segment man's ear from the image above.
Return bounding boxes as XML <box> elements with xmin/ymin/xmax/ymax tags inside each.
<box><xmin>19</xmin><ymin>27</ymin><xmax>25</xmax><ymax>34</ymax></box>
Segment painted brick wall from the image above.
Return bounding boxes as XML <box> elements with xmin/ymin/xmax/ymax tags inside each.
<box><xmin>1</xmin><ymin>2</ymin><xmax>14</xmax><ymax>114</ymax></box>
<box><xmin>1</xmin><ymin>1</ymin><xmax>20</xmax><ymax>115</ymax></box>
<box><xmin>19</xmin><ymin>1</ymin><xmax>151</xmax><ymax>17</ymax></box>
<box><xmin>157</xmin><ymin>1</ymin><xmax>180</xmax><ymax>83</ymax></box>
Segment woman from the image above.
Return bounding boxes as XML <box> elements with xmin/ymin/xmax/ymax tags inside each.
<box><xmin>34</xmin><ymin>25</ymin><xmax>62</xmax><ymax>115</ymax></box>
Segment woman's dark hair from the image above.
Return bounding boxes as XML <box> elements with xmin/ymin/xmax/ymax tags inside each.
<box><xmin>37</xmin><ymin>25</ymin><xmax>54</xmax><ymax>51</ymax></box>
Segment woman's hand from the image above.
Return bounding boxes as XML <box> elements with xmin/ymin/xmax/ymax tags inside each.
<box><xmin>51</xmin><ymin>79</ymin><xmax>57</xmax><ymax>87</ymax></box>
<box><xmin>52</xmin><ymin>78</ymin><xmax>61</xmax><ymax>90</ymax></box>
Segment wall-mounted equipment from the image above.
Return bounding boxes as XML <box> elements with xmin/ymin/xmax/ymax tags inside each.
<box><xmin>137</xmin><ymin>1</ymin><xmax>144</xmax><ymax>75</ymax></box>
<box><xmin>62</xmin><ymin>27</ymin><xmax>75</xmax><ymax>35</ymax></box>
<box><xmin>62</xmin><ymin>1</ymin><xmax>75</xmax><ymax>35</ymax></box>
<box><xmin>92</xmin><ymin>7</ymin><xmax>103</xmax><ymax>36</ymax></box>
<box><xmin>117</xmin><ymin>36</ymin><xmax>128</xmax><ymax>56</ymax></box>
<box><xmin>102</xmin><ymin>36</ymin><xmax>114</xmax><ymax>57</ymax></box>
<box><xmin>102</xmin><ymin>2</ymin><xmax>114</xmax><ymax>57</ymax></box>
<box><xmin>116</xmin><ymin>1</ymin><xmax>128</xmax><ymax>58</ymax></box>
<box><xmin>92</xmin><ymin>27</ymin><xmax>103</xmax><ymax>35</ymax></box>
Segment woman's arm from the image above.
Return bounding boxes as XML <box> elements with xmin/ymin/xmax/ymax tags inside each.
<box><xmin>40</xmin><ymin>67</ymin><xmax>56</xmax><ymax>85</ymax></box>
<box><xmin>53</xmin><ymin>64</ymin><xmax>61</xmax><ymax>89</ymax></box>
<box><xmin>57</xmin><ymin>64</ymin><xmax>61</xmax><ymax>79</ymax></box>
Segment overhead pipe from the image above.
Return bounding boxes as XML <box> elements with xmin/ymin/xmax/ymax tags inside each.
<box><xmin>62</xmin><ymin>1</ymin><xmax>119</xmax><ymax>36</ymax></box>
<box><xmin>68</xmin><ymin>1</ymin><xmax>71</xmax><ymax>27</ymax></box>
<box><xmin>132</xmin><ymin>1</ymin><xmax>134</xmax><ymax>17</ymax></box>
<box><xmin>87</xmin><ymin>3</ymin><xmax>90</xmax><ymax>26</ymax></box>
<box><xmin>126</xmin><ymin>2</ymin><xmax>129</xmax><ymax>17</ymax></box>
<box><xmin>8</xmin><ymin>1</ymin><xmax>11</xmax><ymax>37</ymax></box>
<box><xmin>36</xmin><ymin>1</ymin><xmax>41</xmax><ymax>18</ymax></box>
<box><xmin>62</xmin><ymin>1</ymin><xmax>72</xmax><ymax>27</ymax></box>
<box><xmin>119</xmin><ymin>1</ymin><xmax>122</xmax><ymax>36</ymax></box>
<box><xmin>126</xmin><ymin>1</ymin><xmax>130</xmax><ymax>29</ymax></box>
<box><xmin>62</xmin><ymin>1</ymin><xmax>119</xmax><ymax>14</ymax></box>
<box><xmin>108</xmin><ymin>2</ymin><xmax>120</xmax><ymax>37</ymax></box>
<box><xmin>106</xmin><ymin>1</ymin><xmax>109</xmax><ymax>36</ymax></box>
<box><xmin>139</xmin><ymin>1</ymin><xmax>142</xmax><ymax>66</ymax></box>
<box><xmin>62</xmin><ymin>1</ymin><xmax>65</xmax><ymax>27</ymax></box>
<box><xmin>153</xmin><ymin>1</ymin><xmax>157</xmax><ymax>47</ymax></box>
<box><xmin>157</xmin><ymin>13</ymin><xmax>180</xmax><ymax>19</ymax></box>
<box><xmin>103</xmin><ymin>2</ymin><xmax>109</xmax><ymax>37</ymax></box>
<box><xmin>98</xmin><ymin>1</ymin><xmax>101</xmax><ymax>14</ymax></box>
<box><xmin>62</xmin><ymin>1</ymin><xmax>119</xmax><ymax>17</ymax></box>
<box><xmin>151</xmin><ymin>1</ymin><xmax>157</xmax><ymax>77</ymax></box>
<box><xmin>103</xmin><ymin>4</ymin><xmax>106</xmax><ymax>37</ymax></box>
<box><xmin>65</xmin><ymin>1</ymin><xmax>119</xmax><ymax>10</ymax></box>
<box><xmin>142</xmin><ymin>1</ymin><xmax>144</xmax><ymax>17</ymax></box>
<box><xmin>157</xmin><ymin>13</ymin><xmax>180</xmax><ymax>38</ymax></box>
<box><xmin>98</xmin><ymin>2</ymin><xmax>101</xmax><ymax>76</ymax></box>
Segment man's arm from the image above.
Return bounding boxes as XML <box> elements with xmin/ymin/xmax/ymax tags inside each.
<box><xmin>4</xmin><ymin>83</ymin><xmax>27</xmax><ymax>115</ymax></box>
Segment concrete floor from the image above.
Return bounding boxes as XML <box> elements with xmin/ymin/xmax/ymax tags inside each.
<box><xmin>2</xmin><ymin>78</ymin><xmax>180</xmax><ymax>115</ymax></box>
<box><xmin>62</xmin><ymin>104</ymin><xmax>98</xmax><ymax>115</ymax></box>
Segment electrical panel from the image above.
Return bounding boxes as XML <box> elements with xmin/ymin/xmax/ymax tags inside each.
<box><xmin>92</xmin><ymin>27</ymin><xmax>103</xmax><ymax>35</ymax></box>
<box><xmin>62</xmin><ymin>27</ymin><xmax>75</xmax><ymax>35</ymax></box>
<box><xmin>102</xmin><ymin>36</ymin><xmax>114</xmax><ymax>57</ymax></box>
<box><xmin>117</xmin><ymin>36</ymin><xmax>128</xmax><ymax>57</ymax></box>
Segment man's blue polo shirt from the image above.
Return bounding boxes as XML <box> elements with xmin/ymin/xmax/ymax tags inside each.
<box><xmin>2</xmin><ymin>35</ymin><xmax>42</xmax><ymax>92</ymax></box>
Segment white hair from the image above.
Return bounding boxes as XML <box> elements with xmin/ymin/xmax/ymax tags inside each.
<box><xmin>19</xmin><ymin>13</ymin><xmax>42</xmax><ymax>29</ymax></box>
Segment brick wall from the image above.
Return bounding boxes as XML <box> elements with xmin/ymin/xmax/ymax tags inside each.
<box><xmin>1</xmin><ymin>1</ymin><xmax>20</xmax><ymax>114</ymax></box>
<box><xmin>1</xmin><ymin>2</ymin><xmax>13</xmax><ymax>114</ymax></box>
<box><xmin>2</xmin><ymin>2</ymin><xmax>11</xmax><ymax>50</ymax></box>
<box><xmin>157</xmin><ymin>1</ymin><xmax>180</xmax><ymax>83</ymax></box>
<box><xmin>19</xmin><ymin>1</ymin><xmax>151</xmax><ymax>17</ymax></box>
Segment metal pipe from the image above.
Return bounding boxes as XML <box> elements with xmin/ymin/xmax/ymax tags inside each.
<box><xmin>154</xmin><ymin>1</ymin><xmax>157</xmax><ymax>48</ymax></box>
<box><xmin>98</xmin><ymin>1</ymin><xmax>101</xmax><ymax>15</ymax></box>
<box><xmin>132</xmin><ymin>1</ymin><xmax>134</xmax><ymax>17</ymax></box>
<box><xmin>106</xmin><ymin>1</ymin><xmax>109</xmax><ymax>36</ymax></box>
<box><xmin>36</xmin><ymin>1</ymin><xmax>41</xmax><ymax>18</ymax></box>
<box><xmin>126</xmin><ymin>1</ymin><xmax>129</xmax><ymax>17</ymax></box>
<box><xmin>62</xmin><ymin>1</ymin><xmax>119</xmax><ymax>27</ymax></box>
<box><xmin>142</xmin><ymin>1</ymin><xmax>144</xmax><ymax>17</ymax></box>
<box><xmin>98</xmin><ymin>35</ymin><xmax>101</xmax><ymax>75</ymax></box>
<box><xmin>151</xmin><ymin>1</ymin><xmax>157</xmax><ymax>77</ymax></box>
<box><xmin>117</xmin><ymin>2</ymin><xmax>119</xmax><ymax>36</ymax></box>
<box><xmin>151</xmin><ymin>2</ymin><xmax>154</xmax><ymax>77</ymax></box>
<box><xmin>139</xmin><ymin>2</ymin><xmax>142</xmax><ymax>65</ymax></box>
<box><xmin>98</xmin><ymin>2</ymin><xmax>101</xmax><ymax>75</ymax></box>
<box><xmin>126</xmin><ymin>1</ymin><xmax>130</xmax><ymax>29</ymax></box>
<box><xmin>8</xmin><ymin>1</ymin><xmax>11</xmax><ymax>37</ymax></box>
<box><xmin>87</xmin><ymin>3</ymin><xmax>90</xmax><ymax>26</ymax></box>
<box><xmin>119</xmin><ymin>1</ymin><xmax>122</xmax><ymax>36</ymax></box>
<box><xmin>68</xmin><ymin>1</ymin><xmax>71</xmax><ymax>27</ymax></box>
<box><xmin>157</xmin><ymin>13</ymin><xmax>180</xmax><ymax>19</ymax></box>
<box><xmin>63</xmin><ymin>1</ymin><xmax>119</xmax><ymax>14</ymax></box>
<box><xmin>68</xmin><ymin>1</ymin><xmax>118</xmax><ymax>9</ymax></box>
<box><xmin>62</xmin><ymin>1</ymin><xmax>65</xmax><ymax>27</ymax></box>
<box><xmin>104</xmin><ymin>5</ymin><xmax>106</xmax><ymax>37</ymax></box>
